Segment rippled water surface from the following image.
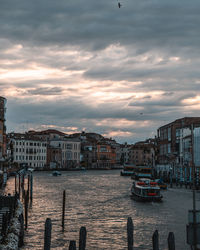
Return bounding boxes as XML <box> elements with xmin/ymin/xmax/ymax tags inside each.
<box><xmin>5</xmin><ymin>170</ymin><xmax>200</xmax><ymax>249</ymax></box>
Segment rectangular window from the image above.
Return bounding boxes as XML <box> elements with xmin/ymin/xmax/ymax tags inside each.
<box><xmin>67</xmin><ymin>151</ymin><xmax>72</xmax><ymax>160</ymax></box>
<box><xmin>168</xmin><ymin>127</ymin><xmax>171</xmax><ymax>141</ymax></box>
<box><xmin>176</xmin><ymin>129</ymin><xmax>180</xmax><ymax>138</ymax></box>
<box><xmin>67</xmin><ymin>144</ymin><xmax>72</xmax><ymax>149</ymax></box>
<box><xmin>168</xmin><ymin>144</ymin><xmax>171</xmax><ymax>153</ymax></box>
<box><xmin>100</xmin><ymin>146</ymin><xmax>107</xmax><ymax>152</ymax></box>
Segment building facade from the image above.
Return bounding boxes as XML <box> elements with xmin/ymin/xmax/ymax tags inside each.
<box><xmin>46</xmin><ymin>145</ymin><xmax>62</xmax><ymax>169</ymax></box>
<box><xmin>157</xmin><ymin>117</ymin><xmax>200</xmax><ymax>166</ymax></box>
<box><xmin>96</xmin><ymin>142</ymin><xmax>116</xmax><ymax>168</ymax></box>
<box><xmin>8</xmin><ymin>133</ymin><xmax>47</xmax><ymax>169</ymax></box>
<box><xmin>120</xmin><ymin>143</ymin><xmax>131</xmax><ymax>165</ymax></box>
<box><xmin>129</xmin><ymin>142</ymin><xmax>155</xmax><ymax>166</ymax></box>
<box><xmin>157</xmin><ymin>117</ymin><xmax>200</xmax><ymax>180</ymax></box>
<box><xmin>49</xmin><ymin>138</ymin><xmax>81</xmax><ymax>168</ymax></box>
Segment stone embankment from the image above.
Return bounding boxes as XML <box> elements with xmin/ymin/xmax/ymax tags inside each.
<box><xmin>0</xmin><ymin>200</ymin><xmax>24</xmax><ymax>250</ymax></box>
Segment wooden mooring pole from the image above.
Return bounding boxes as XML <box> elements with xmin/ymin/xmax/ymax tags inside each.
<box><xmin>24</xmin><ymin>190</ymin><xmax>29</xmax><ymax>230</ymax></box>
<box><xmin>127</xmin><ymin>217</ymin><xmax>134</xmax><ymax>250</ymax></box>
<box><xmin>28</xmin><ymin>174</ymin><xmax>30</xmax><ymax>196</ymax></box>
<box><xmin>18</xmin><ymin>174</ymin><xmax>21</xmax><ymax>199</ymax></box>
<box><xmin>15</xmin><ymin>174</ymin><xmax>17</xmax><ymax>194</ymax></box>
<box><xmin>30</xmin><ymin>173</ymin><xmax>33</xmax><ymax>203</ymax></box>
<box><xmin>79</xmin><ymin>226</ymin><xmax>87</xmax><ymax>250</ymax></box>
<box><xmin>69</xmin><ymin>240</ymin><xmax>76</xmax><ymax>250</ymax></box>
<box><xmin>44</xmin><ymin>218</ymin><xmax>52</xmax><ymax>250</ymax></box>
<box><xmin>62</xmin><ymin>190</ymin><xmax>66</xmax><ymax>231</ymax></box>
<box><xmin>168</xmin><ymin>232</ymin><xmax>175</xmax><ymax>250</ymax></box>
<box><xmin>152</xmin><ymin>230</ymin><xmax>159</xmax><ymax>250</ymax></box>
<box><xmin>18</xmin><ymin>213</ymin><xmax>24</xmax><ymax>247</ymax></box>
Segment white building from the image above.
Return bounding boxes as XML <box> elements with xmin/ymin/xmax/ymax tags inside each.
<box><xmin>120</xmin><ymin>143</ymin><xmax>131</xmax><ymax>164</ymax></box>
<box><xmin>9</xmin><ymin>133</ymin><xmax>47</xmax><ymax>169</ymax></box>
<box><xmin>50</xmin><ymin>138</ymin><xmax>81</xmax><ymax>168</ymax></box>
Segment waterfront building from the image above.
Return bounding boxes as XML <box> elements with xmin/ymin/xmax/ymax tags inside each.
<box><xmin>157</xmin><ymin>117</ymin><xmax>200</xmax><ymax>178</ymax></box>
<box><xmin>120</xmin><ymin>142</ymin><xmax>132</xmax><ymax>165</ymax></box>
<box><xmin>129</xmin><ymin>141</ymin><xmax>155</xmax><ymax>166</ymax></box>
<box><xmin>68</xmin><ymin>132</ymin><xmax>100</xmax><ymax>169</ymax></box>
<box><xmin>49</xmin><ymin>138</ymin><xmax>81</xmax><ymax>169</ymax></box>
<box><xmin>96</xmin><ymin>142</ymin><xmax>116</xmax><ymax>168</ymax></box>
<box><xmin>102</xmin><ymin>137</ymin><xmax>121</xmax><ymax>165</ymax></box>
<box><xmin>8</xmin><ymin>133</ymin><xmax>47</xmax><ymax>169</ymax></box>
<box><xmin>46</xmin><ymin>145</ymin><xmax>62</xmax><ymax>169</ymax></box>
<box><xmin>80</xmin><ymin>141</ymin><xmax>97</xmax><ymax>169</ymax></box>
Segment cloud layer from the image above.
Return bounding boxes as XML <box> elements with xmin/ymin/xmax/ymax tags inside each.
<box><xmin>1</xmin><ymin>0</ymin><xmax>200</xmax><ymax>143</ymax></box>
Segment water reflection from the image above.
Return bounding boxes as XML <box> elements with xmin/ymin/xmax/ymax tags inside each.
<box><xmin>5</xmin><ymin>170</ymin><xmax>198</xmax><ymax>249</ymax></box>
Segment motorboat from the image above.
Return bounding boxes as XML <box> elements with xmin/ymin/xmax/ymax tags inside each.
<box><xmin>131</xmin><ymin>178</ymin><xmax>163</xmax><ymax>202</ymax></box>
<box><xmin>52</xmin><ymin>171</ymin><xmax>61</xmax><ymax>176</ymax></box>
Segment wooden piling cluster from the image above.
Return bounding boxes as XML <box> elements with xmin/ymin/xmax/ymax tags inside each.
<box><xmin>127</xmin><ymin>218</ymin><xmax>176</xmax><ymax>250</ymax></box>
<box><xmin>14</xmin><ymin>171</ymin><xmax>33</xmax><ymax>202</ymax></box>
<box><xmin>42</xmin><ymin>192</ymin><xmax>177</xmax><ymax>249</ymax></box>
<box><xmin>43</xmin><ymin>216</ymin><xmax>176</xmax><ymax>250</ymax></box>
<box><xmin>44</xmin><ymin>218</ymin><xmax>87</xmax><ymax>250</ymax></box>
<box><xmin>14</xmin><ymin>171</ymin><xmax>33</xmax><ymax>231</ymax></box>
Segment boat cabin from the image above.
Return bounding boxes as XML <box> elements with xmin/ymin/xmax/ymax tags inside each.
<box><xmin>132</xmin><ymin>178</ymin><xmax>161</xmax><ymax>198</ymax></box>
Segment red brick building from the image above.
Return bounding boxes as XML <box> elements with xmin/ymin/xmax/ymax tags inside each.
<box><xmin>96</xmin><ymin>142</ymin><xmax>116</xmax><ymax>168</ymax></box>
<box><xmin>157</xmin><ymin>117</ymin><xmax>200</xmax><ymax>166</ymax></box>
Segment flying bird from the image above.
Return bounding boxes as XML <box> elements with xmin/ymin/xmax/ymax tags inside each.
<box><xmin>118</xmin><ymin>2</ymin><xmax>122</xmax><ymax>8</ymax></box>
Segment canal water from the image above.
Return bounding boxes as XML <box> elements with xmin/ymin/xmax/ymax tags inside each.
<box><xmin>5</xmin><ymin>170</ymin><xmax>200</xmax><ymax>249</ymax></box>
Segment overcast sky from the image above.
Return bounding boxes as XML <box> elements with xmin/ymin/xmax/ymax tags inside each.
<box><xmin>1</xmin><ymin>0</ymin><xmax>200</xmax><ymax>143</ymax></box>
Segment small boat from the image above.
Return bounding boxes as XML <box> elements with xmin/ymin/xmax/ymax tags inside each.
<box><xmin>52</xmin><ymin>171</ymin><xmax>61</xmax><ymax>176</ymax></box>
<box><xmin>131</xmin><ymin>178</ymin><xmax>163</xmax><ymax>202</ymax></box>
